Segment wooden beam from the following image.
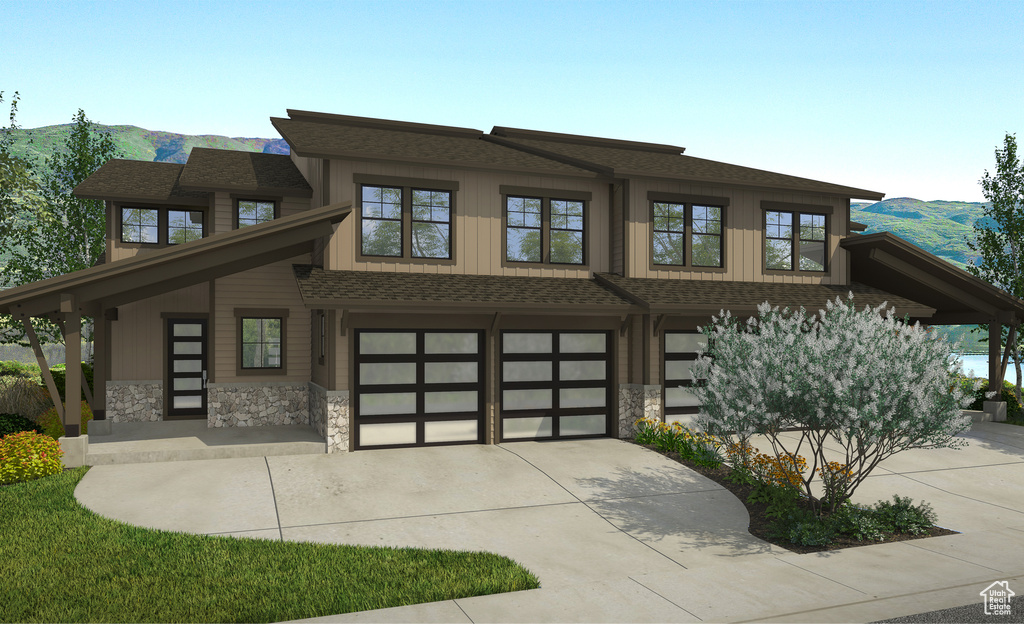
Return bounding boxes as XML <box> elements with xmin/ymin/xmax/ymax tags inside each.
<box><xmin>54</xmin><ymin>317</ymin><xmax>94</xmax><ymax>409</ymax></box>
<box><xmin>63</xmin><ymin>296</ymin><xmax>82</xmax><ymax>437</ymax></box>
<box><xmin>22</xmin><ymin>317</ymin><xmax>63</xmax><ymax>423</ymax></box>
<box><xmin>990</xmin><ymin>320</ymin><xmax>1002</xmax><ymax>397</ymax></box>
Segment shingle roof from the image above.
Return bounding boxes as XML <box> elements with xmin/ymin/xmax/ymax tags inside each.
<box><xmin>178</xmin><ymin>148</ymin><xmax>313</xmax><ymax>197</ymax></box>
<box><xmin>73</xmin><ymin>160</ymin><xmax>209</xmax><ymax>204</ymax></box>
<box><xmin>488</xmin><ymin>127</ymin><xmax>885</xmax><ymax>200</ymax></box>
<box><xmin>292</xmin><ymin>266</ymin><xmax>637</xmax><ymax>312</ymax></box>
<box><xmin>271</xmin><ymin>112</ymin><xmax>599</xmax><ymax>176</ymax></box>
<box><xmin>593</xmin><ymin>273</ymin><xmax>935</xmax><ymax>317</ymax></box>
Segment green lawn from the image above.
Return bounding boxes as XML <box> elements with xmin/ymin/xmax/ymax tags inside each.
<box><xmin>1</xmin><ymin>467</ymin><xmax>539</xmax><ymax>623</ymax></box>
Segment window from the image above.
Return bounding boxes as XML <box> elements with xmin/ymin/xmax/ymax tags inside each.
<box><xmin>765</xmin><ymin>209</ymin><xmax>828</xmax><ymax>272</ymax></box>
<box><xmin>648</xmin><ymin>193</ymin><xmax>727</xmax><ymax>270</ymax></box>
<box><xmin>168</xmin><ymin>210</ymin><xmax>204</xmax><ymax>244</ymax></box>
<box><xmin>502</xmin><ymin>186</ymin><xmax>589</xmax><ymax>266</ymax></box>
<box><xmin>355</xmin><ymin>175</ymin><xmax>457</xmax><ymax>262</ymax></box>
<box><xmin>237</xmin><ymin>200</ymin><xmax>276</xmax><ymax>228</ymax></box>
<box><xmin>235</xmin><ymin>308</ymin><xmax>289</xmax><ymax>375</ymax></box>
<box><xmin>121</xmin><ymin>208</ymin><xmax>159</xmax><ymax>244</ymax></box>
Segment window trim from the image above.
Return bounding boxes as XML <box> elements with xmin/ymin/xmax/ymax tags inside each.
<box><xmin>235</xmin><ymin>198</ymin><xmax>280</xmax><ymax>230</ymax></box>
<box><xmin>118</xmin><ymin>204</ymin><xmax>208</xmax><ymax>248</ymax></box>
<box><xmin>166</xmin><ymin>208</ymin><xmax>206</xmax><ymax>245</ymax></box>
<box><xmin>234</xmin><ymin>307</ymin><xmax>289</xmax><ymax>376</ymax></box>
<box><xmin>646</xmin><ymin>192</ymin><xmax>729</xmax><ymax>273</ymax></box>
<box><xmin>760</xmin><ymin>201</ymin><xmax>833</xmax><ymax>275</ymax></box>
<box><xmin>500</xmin><ymin>185</ymin><xmax>591</xmax><ymax>269</ymax></box>
<box><xmin>353</xmin><ymin>174</ymin><xmax>459</xmax><ymax>266</ymax></box>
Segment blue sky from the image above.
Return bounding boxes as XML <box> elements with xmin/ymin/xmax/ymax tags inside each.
<box><xmin>3</xmin><ymin>0</ymin><xmax>1022</xmax><ymax>201</ymax></box>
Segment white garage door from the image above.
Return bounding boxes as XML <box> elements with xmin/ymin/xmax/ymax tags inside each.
<box><xmin>500</xmin><ymin>330</ymin><xmax>612</xmax><ymax>441</ymax></box>
<box><xmin>354</xmin><ymin>330</ymin><xmax>485</xmax><ymax>449</ymax></box>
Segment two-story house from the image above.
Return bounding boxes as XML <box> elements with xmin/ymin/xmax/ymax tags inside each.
<box><xmin>3</xmin><ymin>110</ymin><xmax>1022</xmax><ymax>463</ymax></box>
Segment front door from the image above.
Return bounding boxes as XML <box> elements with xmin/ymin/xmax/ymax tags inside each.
<box><xmin>167</xmin><ymin>318</ymin><xmax>208</xmax><ymax>419</ymax></box>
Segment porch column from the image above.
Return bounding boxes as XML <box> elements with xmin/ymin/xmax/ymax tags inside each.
<box><xmin>987</xmin><ymin>319</ymin><xmax>1007</xmax><ymax>421</ymax></box>
<box><xmin>62</xmin><ymin>294</ymin><xmax>82</xmax><ymax>437</ymax></box>
<box><xmin>89</xmin><ymin>308</ymin><xmax>111</xmax><ymax>435</ymax></box>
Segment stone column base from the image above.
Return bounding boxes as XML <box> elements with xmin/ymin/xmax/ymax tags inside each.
<box><xmin>59</xmin><ymin>434</ymin><xmax>89</xmax><ymax>467</ymax></box>
<box><xmin>618</xmin><ymin>384</ymin><xmax>662</xmax><ymax>438</ymax></box>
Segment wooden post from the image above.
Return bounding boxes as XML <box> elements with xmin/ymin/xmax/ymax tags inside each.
<box><xmin>990</xmin><ymin>319</ymin><xmax>1002</xmax><ymax>396</ymax></box>
<box><xmin>92</xmin><ymin>310</ymin><xmax>108</xmax><ymax>420</ymax></box>
<box><xmin>62</xmin><ymin>294</ymin><xmax>81</xmax><ymax>437</ymax></box>
<box><xmin>54</xmin><ymin>317</ymin><xmax>94</xmax><ymax>409</ymax></box>
<box><xmin>22</xmin><ymin>316</ymin><xmax>64</xmax><ymax>423</ymax></box>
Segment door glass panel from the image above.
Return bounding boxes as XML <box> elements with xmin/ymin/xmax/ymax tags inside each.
<box><xmin>559</xmin><ymin>333</ymin><xmax>605</xmax><ymax>353</ymax></box>
<box><xmin>666</xmin><ymin>387</ymin><xmax>701</xmax><ymax>408</ymax></box>
<box><xmin>424</xmin><ymin>361</ymin><xmax>477</xmax><ymax>384</ymax></box>
<box><xmin>173</xmin><ymin>323</ymin><xmax>203</xmax><ymax>337</ymax></box>
<box><xmin>425</xmin><ymin>420</ymin><xmax>478</xmax><ymax>443</ymax></box>
<box><xmin>665</xmin><ymin>360</ymin><xmax>695</xmax><ymax>381</ymax></box>
<box><xmin>560</xmin><ymin>414</ymin><xmax>606</xmax><ymax>436</ymax></box>
<box><xmin>173</xmin><ymin>396</ymin><xmax>202</xmax><ymax>409</ymax></box>
<box><xmin>424</xmin><ymin>332</ymin><xmax>478</xmax><ymax>354</ymax></box>
<box><xmin>173</xmin><ymin>360</ymin><xmax>202</xmax><ymax>373</ymax></box>
<box><xmin>358</xmin><ymin>392</ymin><xmax>417</xmax><ymax>416</ymax></box>
<box><xmin>360</xmin><ymin>422</ymin><xmax>417</xmax><ymax>446</ymax></box>
<box><xmin>173</xmin><ymin>341</ymin><xmax>202</xmax><ymax>355</ymax></box>
<box><xmin>559</xmin><ymin>387</ymin><xmax>606</xmax><ymax>408</ymax></box>
<box><xmin>559</xmin><ymin>360</ymin><xmax>605</xmax><ymax>381</ymax></box>
<box><xmin>503</xmin><ymin>333</ymin><xmax>552</xmax><ymax>354</ymax></box>
<box><xmin>502</xmin><ymin>389</ymin><xmax>552</xmax><ymax>410</ymax></box>
<box><xmin>359</xmin><ymin>332</ymin><xmax>416</xmax><ymax>355</ymax></box>
<box><xmin>424</xmin><ymin>391</ymin><xmax>477</xmax><ymax>413</ymax></box>
<box><xmin>666</xmin><ymin>333</ymin><xmax>706</xmax><ymax>353</ymax></box>
<box><xmin>359</xmin><ymin>362</ymin><xmax>416</xmax><ymax>386</ymax></box>
<box><xmin>503</xmin><ymin>416</ymin><xmax>552</xmax><ymax>439</ymax></box>
<box><xmin>502</xmin><ymin>361</ymin><xmax>552</xmax><ymax>382</ymax></box>
<box><xmin>173</xmin><ymin>378</ymin><xmax>202</xmax><ymax>391</ymax></box>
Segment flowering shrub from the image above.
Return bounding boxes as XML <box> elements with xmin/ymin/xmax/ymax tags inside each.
<box><xmin>691</xmin><ymin>294</ymin><xmax>984</xmax><ymax>515</ymax></box>
<box><xmin>633</xmin><ymin>418</ymin><xmax>724</xmax><ymax>468</ymax></box>
<box><xmin>0</xmin><ymin>430</ymin><xmax>64</xmax><ymax>484</ymax></box>
<box><xmin>36</xmin><ymin>400</ymin><xmax>93</xmax><ymax>440</ymax></box>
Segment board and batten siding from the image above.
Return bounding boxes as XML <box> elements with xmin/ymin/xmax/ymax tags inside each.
<box><xmin>626</xmin><ymin>179</ymin><xmax>849</xmax><ymax>285</ymax></box>
<box><xmin>318</xmin><ymin>160</ymin><xmax>610</xmax><ymax>278</ymax></box>
<box><xmin>214</xmin><ymin>256</ymin><xmax>312</xmax><ymax>383</ymax></box>
<box><xmin>109</xmin><ymin>284</ymin><xmax>209</xmax><ymax>381</ymax></box>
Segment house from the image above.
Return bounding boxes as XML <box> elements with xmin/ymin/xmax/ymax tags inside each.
<box><xmin>2</xmin><ymin>110</ymin><xmax>1022</xmax><ymax>465</ymax></box>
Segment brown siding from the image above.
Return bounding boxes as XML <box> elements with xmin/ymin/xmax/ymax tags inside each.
<box><xmin>110</xmin><ymin>283</ymin><xmax>209</xmax><ymax>380</ymax></box>
<box><xmin>311</xmin><ymin>310</ymin><xmax>328</xmax><ymax>388</ymax></box>
<box><xmin>214</xmin><ymin>192</ymin><xmax>233</xmax><ymax>235</ymax></box>
<box><xmin>214</xmin><ymin>256</ymin><xmax>311</xmax><ymax>383</ymax></box>
<box><xmin>324</xmin><ymin>161</ymin><xmax>610</xmax><ymax>278</ymax></box>
<box><xmin>626</xmin><ymin>179</ymin><xmax>849</xmax><ymax>284</ymax></box>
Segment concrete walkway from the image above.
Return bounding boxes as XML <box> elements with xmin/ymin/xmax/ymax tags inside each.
<box><xmin>73</xmin><ymin>423</ymin><xmax>1024</xmax><ymax>622</ymax></box>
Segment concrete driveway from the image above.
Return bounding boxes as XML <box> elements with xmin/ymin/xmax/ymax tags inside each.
<box><xmin>74</xmin><ymin>425</ymin><xmax>1024</xmax><ymax>623</ymax></box>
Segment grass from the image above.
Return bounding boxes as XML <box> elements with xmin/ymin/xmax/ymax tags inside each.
<box><xmin>1</xmin><ymin>467</ymin><xmax>539</xmax><ymax>623</ymax></box>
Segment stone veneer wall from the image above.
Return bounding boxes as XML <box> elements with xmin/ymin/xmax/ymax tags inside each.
<box><xmin>309</xmin><ymin>382</ymin><xmax>350</xmax><ymax>453</ymax></box>
<box><xmin>106</xmin><ymin>381</ymin><xmax>163</xmax><ymax>422</ymax></box>
<box><xmin>207</xmin><ymin>382</ymin><xmax>309</xmax><ymax>427</ymax></box>
<box><xmin>618</xmin><ymin>384</ymin><xmax>662</xmax><ymax>438</ymax></box>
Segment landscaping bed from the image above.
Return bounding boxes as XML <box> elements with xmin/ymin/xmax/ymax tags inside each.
<box><xmin>637</xmin><ymin>442</ymin><xmax>957</xmax><ymax>554</ymax></box>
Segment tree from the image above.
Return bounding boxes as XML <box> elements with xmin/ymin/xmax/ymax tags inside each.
<box><xmin>966</xmin><ymin>133</ymin><xmax>1024</xmax><ymax>405</ymax></box>
<box><xmin>0</xmin><ymin>106</ymin><xmax>120</xmax><ymax>346</ymax></box>
<box><xmin>690</xmin><ymin>295</ymin><xmax>980</xmax><ymax>515</ymax></box>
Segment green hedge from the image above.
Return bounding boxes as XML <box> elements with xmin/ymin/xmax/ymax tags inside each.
<box><xmin>0</xmin><ymin>360</ymin><xmax>95</xmax><ymax>403</ymax></box>
<box><xmin>48</xmin><ymin>363</ymin><xmax>95</xmax><ymax>403</ymax></box>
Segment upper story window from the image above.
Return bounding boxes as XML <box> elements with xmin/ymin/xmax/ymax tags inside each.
<box><xmin>120</xmin><ymin>206</ymin><xmax>206</xmax><ymax>245</ymax></box>
<box><xmin>121</xmin><ymin>207</ymin><xmax>159</xmax><ymax>244</ymax></box>
<box><xmin>762</xmin><ymin>201</ymin><xmax>830</xmax><ymax>273</ymax></box>
<box><xmin>354</xmin><ymin>174</ymin><xmax>459</xmax><ymax>263</ymax></box>
<box><xmin>168</xmin><ymin>210</ymin><xmax>204</xmax><ymax>244</ymax></box>
<box><xmin>501</xmin><ymin>185</ymin><xmax>590</xmax><ymax>266</ymax></box>
<box><xmin>648</xmin><ymin>192</ymin><xmax>728</xmax><ymax>270</ymax></box>
<box><xmin>237</xmin><ymin>199</ymin><xmax>277</xmax><ymax>228</ymax></box>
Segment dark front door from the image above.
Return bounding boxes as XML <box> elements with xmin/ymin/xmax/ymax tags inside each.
<box><xmin>167</xmin><ymin>318</ymin><xmax>208</xmax><ymax>419</ymax></box>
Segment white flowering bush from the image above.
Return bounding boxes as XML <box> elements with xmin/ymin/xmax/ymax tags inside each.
<box><xmin>690</xmin><ymin>293</ymin><xmax>985</xmax><ymax>515</ymax></box>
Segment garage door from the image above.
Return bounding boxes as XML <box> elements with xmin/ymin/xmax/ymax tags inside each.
<box><xmin>354</xmin><ymin>330</ymin><xmax>485</xmax><ymax>449</ymax></box>
<box><xmin>663</xmin><ymin>330</ymin><xmax>707</xmax><ymax>426</ymax></box>
<box><xmin>500</xmin><ymin>330</ymin><xmax>612</xmax><ymax>441</ymax></box>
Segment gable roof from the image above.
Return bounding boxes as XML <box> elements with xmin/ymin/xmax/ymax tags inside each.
<box><xmin>293</xmin><ymin>266</ymin><xmax>638</xmax><ymax>314</ymax></box>
<box><xmin>73</xmin><ymin>160</ymin><xmax>209</xmax><ymax>205</ymax></box>
<box><xmin>177</xmin><ymin>148</ymin><xmax>313</xmax><ymax>197</ymax></box>
<box><xmin>488</xmin><ymin>127</ymin><xmax>885</xmax><ymax>200</ymax></box>
<box><xmin>272</xmin><ymin>110</ymin><xmax>598</xmax><ymax>177</ymax></box>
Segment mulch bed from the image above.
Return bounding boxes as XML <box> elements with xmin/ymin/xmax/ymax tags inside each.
<box><xmin>637</xmin><ymin>443</ymin><xmax>957</xmax><ymax>554</ymax></box>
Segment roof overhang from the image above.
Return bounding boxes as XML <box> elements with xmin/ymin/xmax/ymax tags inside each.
<box><xmin>0</xmin><ymin>202</ymin><xmax>352</xmax><ymax>318</ymax></box>
<box><xmin>842</xmin><ymin>232</ymin><xmax>1024</xmax><ymax>325</ymax></box>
